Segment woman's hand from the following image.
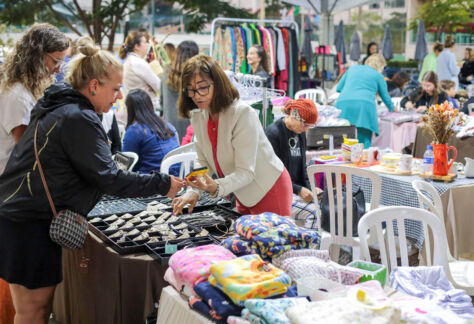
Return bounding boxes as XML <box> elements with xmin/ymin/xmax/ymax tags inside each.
<box><xmin>299</xmin><ymin>187</ymin><xmax>315</xmax><ymax>203</ymax></box>
<box><xmin>166</xmin><ymin>176</ymin><xmax>186</xmax><ymax>198</ymax></box>
<box><xmin>186</xmin><ymin>174</ymin><xmax>218</xmax><ymax>196</ymax></box>
<box><xmin>416</xmin><ymin>105</ymin><xmax>427</xmax><ymax>113</ymax></box>
<box><xmin>172</xmin><ymin>191</ymin><xmax>199</xmax><ymax>215</ymax></box>
<box><xmin>404</xmin><ymin>101</ymin><xmax>414</xmax><ymax>110</ymax></box>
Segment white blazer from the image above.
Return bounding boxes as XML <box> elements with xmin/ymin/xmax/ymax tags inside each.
<box><xmin>189</xmin><ymin>100</ymin><xmax>284</xmax><ymax>207</ymax></box>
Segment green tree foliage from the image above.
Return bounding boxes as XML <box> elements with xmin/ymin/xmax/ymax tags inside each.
<box><xmin>351</xmin><ymin>10</ymin><xmax>384</xmax><ymax>50</ymax></box>
<box><xmin>0</xmin><ymin>0</ymin><xmax>150</xmax><ymax>50</ymax></box>
<box><xmin>386</xmin><ymin>12</ymin><xmax>406</xmax><ymax>54</ymax></box>
<box><xmin>174</xmin><ymin>0</ymin><xmax>252</xmax><ymax>32</ymax></box>
<box><xmin>411</xmin><ymin>0</ymin><xmax>473</xmax><ymax>41</ymax></box>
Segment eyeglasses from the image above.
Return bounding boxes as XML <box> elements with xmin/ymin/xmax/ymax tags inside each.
<box><xmin>303</xmin><ymin>122</ymin><xmax>316</xmax><ymax>128</ymax></box>
<box><xmin>185</xmin><ymin>84</ymin><xmax>212</xmax><ymax>98</ymax></box>
<box><xmin>46</xmin><ymin>53</ymin><xmax>64</xmax><ymax>69</ymax></box>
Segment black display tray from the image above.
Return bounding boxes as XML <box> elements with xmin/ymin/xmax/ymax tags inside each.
<box><xmin>87</xmin><ymin>198</ymin><xmax>147</xmax><ymax>218</ymax></box>
<box><xmin>89</xmin><ymin>211</ymin><xmax>210</xmax><ymax>255</ymax></box>
<box><xmin>146</xmin><ymin>236</ymin><xmax>221</xmax><ymax>266</ymax></box>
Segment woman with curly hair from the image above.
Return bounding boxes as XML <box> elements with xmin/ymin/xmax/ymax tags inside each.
<box><xmin>0</xmin><ymin>23</ymin><xmax>70</xmax><ymax>175</ymax></box>
<box><xmin>162</xmin><ymin>40</ymin><xmax>199</xmax><ymax>142</ymax></box>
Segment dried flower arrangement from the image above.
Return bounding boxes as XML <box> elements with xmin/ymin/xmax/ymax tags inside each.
<box><xmin>421</xmin><ymin>101</ymin><xmax>465</xmax><ymax>144</ymax></box>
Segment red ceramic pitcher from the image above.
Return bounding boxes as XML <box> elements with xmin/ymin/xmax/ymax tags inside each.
<box><xmin>432</xmin><ymin>144</ymin><xmax>457</xmax><ymax>176</ymax></box>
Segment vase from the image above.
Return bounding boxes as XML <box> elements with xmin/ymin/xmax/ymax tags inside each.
<box><xmin>432</xmin><ymin>144</ymin><xmax>457</xmax><ymax>176</ymax></box>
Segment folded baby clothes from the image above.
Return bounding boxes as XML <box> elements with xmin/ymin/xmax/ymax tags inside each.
<box><xmin>272</xmin><ymin>249</ymin><xmax>329</xmax><ymax>267</ymax></box>
<box><xmin>241</xmin><ymin>308</ymin><xmax>267</xmax><ymax>324</ymax></box>
<box><xmin>223</xmin><ymin>213</ymin><xmax>320</xmax><ymax>258</ymax></box>
<box><xmin>194</xmin><ymin>281</ymin><xmax>243</xmax><ymax>319</ymax></box>
<box><xmin>169</xmin><ymin>244</ymin><xmax>236</xmax><ymax>291</ymax></box>
<box><xmin>244</xmin><ymin>297</ymin><xmax>309</xmax><ymax>324</ymax></box>
<box><xmin>222</xmin><ymin>235</ymin><xmax>259</xmax><ymax>256</ymax></box>
<box><xmin>285</xmin><ymin>297</ymin><xmax>401</xmax><ymax>324</ymax></box>
<box><xmin>390</xmin><ymin>266</ymin><xmax>474</xmax><ymax>318</ymax></box>
<box><xmin>275</xmin><ymin>253</ymin><xmax>363</xmax><ymax>284</ymax></box>
<box><xmin>188</xmin><ymin>295</ymin><xmax>227</xmax><ymax>324</ymax></box>
<box><xmin>227</xmin><ymin>316</ymin><xmax>251</xmax><ymax>324</ymax></box>
<box><xmin>164</xmin><ymin>267</ymin><xmax>193</xmax><ymax>296</ymax></box>
<box><xmin>209</xmin><ymin>254</ymin><xmax>292</xmax><ymax>306</ymax></box>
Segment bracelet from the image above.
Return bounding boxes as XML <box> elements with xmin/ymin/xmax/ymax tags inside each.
<box><xmin>210</xmin><ymin>183</ymin><xmax>220</xmax><ymax>198</ymax></box>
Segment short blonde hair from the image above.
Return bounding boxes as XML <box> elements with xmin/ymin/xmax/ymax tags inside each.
<box><xmin>365</xmin><ymin>54</ymin><xmax>386</xmax><ymax>73</ymax></box>
<box><xmin>66</xmin><ymin>42</ymin><xmax>122</xmax><ymax>90</ymax></box>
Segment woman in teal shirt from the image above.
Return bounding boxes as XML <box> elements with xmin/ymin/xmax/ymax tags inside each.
<box><xmin>335</xmin><ymin>54</ymin><xmax>394</xmax><ymax>148</ymax></box>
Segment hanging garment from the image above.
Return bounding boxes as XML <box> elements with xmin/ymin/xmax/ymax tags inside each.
<box><xmin>222</xmin><ymin>27</ymin><xmax>234</xmax><ymax>71</ymax></box>
<box><xmin>234</xmin><ymin>27</ymin><xmax>245</xmax><ymax>73</ymax></box>
<box><xmin>208</xmin><ymin>254</ymin><xmax>291</xmax><ymax>306</ymax></box>
<box><xmin>239</xmin><ymin>26</ymin><xmax>249</xmax><ymax>73</ymax></box>
<box><xmin>274</xmin><ymin>27</ymin><xmax>286</xmax><ymax>72</ymax></box>
<box><xmin>229</xmin><ymin>26</ymin><xmax>237</xmax><ymax>72</ymax></box>
<box><xmin>213</xmin><ymin>26</ymin><xmax>224</xmax><ymax>65</ymax></box>
<box><xmin>288</xmin><ymin>28</ymin><xmax>301</xmax><ymax>96</ymax></box>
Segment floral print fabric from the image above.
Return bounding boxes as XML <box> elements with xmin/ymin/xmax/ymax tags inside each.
<box><xmin>209</xmin><ymin>254</ymin><xmax>291</xmax><ymax>306</ymax></box>
<box><xmin>222</xmin><ymin>213</ymin><xmax>320</xmax><ymax>258</ymax></box>
<box><xmin>169</xmin><ymin>244</ymin><xmax>236</xmax><ymax>290</ymax></box>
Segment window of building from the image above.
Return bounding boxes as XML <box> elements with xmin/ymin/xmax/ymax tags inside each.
<box><xmin>384</xmin><ymin>0</ymin><xmax>405</xmax><ymax>8</ymax></box>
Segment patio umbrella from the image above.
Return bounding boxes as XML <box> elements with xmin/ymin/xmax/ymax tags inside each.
<box><xmin>302</xmin><ymin>15</ymin><xmax>313</xmax><ymax>66</ymax></box>
<box><xmin>349</xmin><ymin>30</ymin><xmax>361</xmax><ymax>61</ymax></box>
<box><xmin>381</xmin><ymin>25</ymin><xmax>394</xmax><ymax>60</ymax></box>
<box><xmin>414</xmin><ymin>20</ymin><xmax>428</xmax><ymax>62</ymax></box>
<box><xmin>334</xmin><ymin>20</ymin><xmax>347</xmax><ymax>64</ymax></box>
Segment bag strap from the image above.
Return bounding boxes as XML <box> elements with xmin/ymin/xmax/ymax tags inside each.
<box><xmin>34</xmin><ymin>121</ymin><xmax>58</xmax><ymax>217</ymax></box>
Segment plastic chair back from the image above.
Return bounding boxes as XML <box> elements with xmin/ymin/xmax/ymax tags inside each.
<box><xmin>307</xmin><ymin>164</ymin><xmax>381</xmax><ymax>249</ymax></box>
<box><xmin>160</xmin><ymin>152</ymin><xmax>197</xmax><ymax>178</ymax></box>
<box><xmin>412</xmin><ymin>180</ymin><xmax>455</xmax><ymax>263</ymax></box>
<box><xmin>295</xmin><ymin>88</ymin><xmax>327</xmax><ymax>105</ymax></box>
<box><xmin>358</xmin><ymin>206</ymin><xmax>448</xmax><ymax>274</ymax></box>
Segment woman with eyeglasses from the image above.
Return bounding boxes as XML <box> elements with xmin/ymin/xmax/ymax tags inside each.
<box><xmin>401</xmin><ymin>71</ymin><xmax>448</xmax><ymax>113</ymax></box>
<box><xmin>0</xmin><ymin>23</ymin><xmax>69</xmax><ymax>175</ymax></box>
<box><xmin>265</xmin><ymin>98</ymin><xmax>322</xmax><ymax>229</ymax></box>
<box><xmin>172</xmin><ymin>54</ymin><xmax>293</xmax><ymax>216</ymax></box>
<box><xmin>120</xmin><ymin>29</ymin><xmax>162</xmax><ymax>112</ymax></box>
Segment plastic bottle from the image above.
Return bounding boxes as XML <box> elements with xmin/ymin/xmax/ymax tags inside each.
<box><xmin>423</xmin><ymin>145</ymin><xmax>434</xmax><ymax>175</ymax></box>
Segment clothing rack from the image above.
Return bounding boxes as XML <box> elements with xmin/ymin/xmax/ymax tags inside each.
<box><xmin>225</xmin><ymin>71</ymin><xmax>286</xmax><ymax>129</ymax></box>
<box><xmin>210</xmin><ymin>17</ymin><xmax>299</xmax><ymax>58</ymax></box>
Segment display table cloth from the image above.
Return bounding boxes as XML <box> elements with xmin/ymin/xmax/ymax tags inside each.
<box><xmin>371</xmin><ymin>119</ymin><xmax>418</xmax><ymax>153</ymax></box>
<box><xmin>157</xmin><ymin>286</ymin><xmax>212</xmax><ymax>324</ymax></box>
<box><xmin>52</xmin><ymin>232</ymin><xmax>167</xmax><ymax>324</ymax></box>
<box><xmin>352</xmin><ymin>173</ymin><xmax>474</xmax><ymax>257</ymax></box>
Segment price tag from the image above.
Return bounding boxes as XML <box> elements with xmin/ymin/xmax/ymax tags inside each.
<box><xmin>165</xmin><ymin>242</ymin><xmax>178</xmax><ymax>254</ymax></box>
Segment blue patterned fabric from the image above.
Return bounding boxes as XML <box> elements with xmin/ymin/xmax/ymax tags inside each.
<box><xmin>194</xmin><ymin>281</ymin><xmax>243</xmax><ymax>318</ymax></box>
<box><xmin>244</xmin><ymin>298</ymin><xmax>308</xmax><ymax>324</ymax></box>
<box><xmin>222</xmin><ymin>213</ymin><xmax>320</xmax><ymax>258</ymax></box>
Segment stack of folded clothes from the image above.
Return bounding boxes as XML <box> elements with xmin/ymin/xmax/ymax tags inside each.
<box><xmin>165</xmin><ymin>244</ymin><xmax>236</xmax><ymax>296</ymax></box>
<box><xmin>272</xmin><ymin>249</ymin><xmax>363</xmax><ymax>285</ymax></box>
<box><xmin>222</xmin><ymin>213</ymin><xmax>320</xmax><ymax>259</ymax></box>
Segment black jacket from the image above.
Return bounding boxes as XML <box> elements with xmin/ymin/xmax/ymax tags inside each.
<box><xmin>400</xmin><ymin>88</ymin><xmax>449</xmax><ymax>109</ymax></box>
<box><xmin>265</xmin><ymin>118</ymin><xmax>310</xmax><ymax>195</ymax></box>
<box><xmin>0</xmin><ymin>83</ymin><xmax>171</xmax><ymax>221</ymax></box>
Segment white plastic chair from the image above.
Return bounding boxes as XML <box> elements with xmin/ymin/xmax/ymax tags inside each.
<box><xmin>358</xmin><ymin>206</ymin><xmax>448</xmax><ymax>275</ymax></box>
<box><xmin>295</xmin><ymin>88</ymin><xmax>327</xmax><ymax>105</ymax></box>
<box><xmin>118</xmin><ymin>151</ymin><xmax>139</xmax><ymax>171</ymax></box>
<box><xmin>307</xmin><ymin>164</ymin><xmax>381</xmax><ymax>262</ymax></box>
<box><xmin>162</xmin><ymin>142</ymin><xmax>196</xmax><ymax>163</ymax></box>
<box><xmin>412</xmin><ymin>180</ymin><xmax>474</xmax><ymax>295</ymax></box>
<box><xmin>160</xmin><ymin>152</ymin><xmax>197</xmax><ymax>178</ymax></box>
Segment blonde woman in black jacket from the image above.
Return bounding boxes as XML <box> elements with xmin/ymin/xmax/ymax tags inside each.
<box><xmin>0</xmin><ymin>42</ymin><xmax>184</xmax><ymax>324</ymax></box>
